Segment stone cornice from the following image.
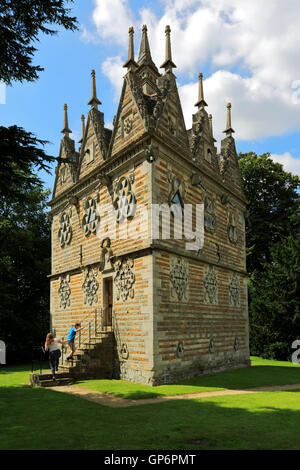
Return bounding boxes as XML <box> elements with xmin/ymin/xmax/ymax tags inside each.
<box><xmin>48</xmin><ymin>243</ymin><xmax>248</xmax><ymax>279</ymax></box>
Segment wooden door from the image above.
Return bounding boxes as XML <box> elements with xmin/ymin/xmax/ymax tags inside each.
<box><xmin>103</xmin><ymin>277</ymin><xmax>113</xmax><ymax>328</ymax></box>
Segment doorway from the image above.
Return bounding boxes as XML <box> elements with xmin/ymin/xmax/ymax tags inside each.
<box><xmin>103</xmin><ymin>277</ymin><xmax>113</xmax><ymax>329</ymax></box>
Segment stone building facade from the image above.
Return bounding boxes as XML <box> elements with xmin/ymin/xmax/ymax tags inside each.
<box><xmin>48</xmin><ymin>25</ymin><xmax>250</xmax><ymax>385</ymax></box>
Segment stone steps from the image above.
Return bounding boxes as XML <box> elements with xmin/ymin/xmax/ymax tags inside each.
<box><xmin>30</xmin><ymin>372</ymin><xmax>75</xmax><ymax>387</ymax></box>
<box><xmin>30</xmin><ymin>329</ymin><xmax>114</xmax><ymax>387</ymax></box>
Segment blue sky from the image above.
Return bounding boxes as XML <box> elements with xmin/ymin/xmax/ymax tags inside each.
<box><xmin>2</xmin><ymin>0</ymin><xmax>300</xmax><ymax>194</ymax></box>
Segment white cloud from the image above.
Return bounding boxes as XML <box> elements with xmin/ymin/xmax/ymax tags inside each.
<box><xmin>83</xmin><ymin>0</ymin><xmax>300</xmax><ymax>142</ymax></box>
<box><xmin>92</xmin><ymin>0</ymin><xmax>133</xmax><ymax>46</ymax></box>
<box><xmin>271</xmin><ymin>152</ymin><xmax>300</xmax><ymax>177</ymax></box>
<box><xmin>101</xmin><ymin>56</ymin><xmax>124</xmax><ymax>101</ymax></box>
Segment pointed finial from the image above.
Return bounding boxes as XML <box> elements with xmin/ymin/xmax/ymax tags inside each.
<box><xmin>223</xmin><ymin>102</ymin><xmax>235</xmax><ymax>136</ymax></box>
<box><xmin>195</xmin><ymin>73</ymin><xmax>208</xmax><ymax>108</ymax></box>
<box><xmin>208</xmin><ymin>114</ymin><xmax>217</xmax><ymax>142</ymax></box>
<box><xmin>123</xmin><ymin>26</ymin><xmax>137</xmax><ymax>69</ymax></box>
<box><xmin>61</xmin><ymin>104</ymin><xmax>72</xmax><ymax>136</ymax></box>
<box><xmin>88</xmin><ymin>69</ymin><xmax>102</xmax><ymax>109</ymax></box>
<box><xmin>137</xmin><ymin>24</ymin><xmax>158</xmax><ymax>72</ymax></box>
<box><xmin>160</xmin><ymin>25</ymin><xmax>176</xmax><ymax>71</ymax></box>
<box><xmin>78</xmin><ymin>114</ymin><xmax>85</xmax><ymax>144</ymax></box>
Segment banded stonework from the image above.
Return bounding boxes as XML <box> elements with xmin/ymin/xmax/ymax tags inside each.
<box><xmin>49</xmin><ymin>24</ymin><xmax>250</xmax><ymax>386</ymax></box>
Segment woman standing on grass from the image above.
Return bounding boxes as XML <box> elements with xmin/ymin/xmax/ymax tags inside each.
<box><xmin>44</xmin><ymin>334</ymin><xmax>63</xmax><ymax>381</ymax></box>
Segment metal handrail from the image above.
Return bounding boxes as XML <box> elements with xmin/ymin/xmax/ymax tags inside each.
<box><xmin>61</xmin><ymin>309</ymin><xmax>103</xmax><ymax>365</ymax></box>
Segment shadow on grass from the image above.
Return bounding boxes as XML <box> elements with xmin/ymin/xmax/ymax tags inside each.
<box><xmin>0</xmin><ymin>384</ymin><xmax>300</xmax><ymax>450</ymax></box>
<box><xmin>0</xmin><ymin>363</ymin><xmax>49</xmax><ymax>375</ymax></box>
<box><xmin>76</xmin><ymin>364</ymin><xmax>300</xmax><ymax>400</ymax></box>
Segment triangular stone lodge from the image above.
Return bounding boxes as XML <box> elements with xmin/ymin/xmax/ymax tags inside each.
<box><xmin>49</xmin><ymin>25</ymin><xmax>250</xmax><ymax>385</ymax></box>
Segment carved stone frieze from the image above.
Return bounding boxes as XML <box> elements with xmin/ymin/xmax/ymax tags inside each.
<box><xmin>114</xmin><ymin>258</ymin><xmax>135</xmax><ymax>302</ymax></box>
<box><xmin>170</xmin><ymin>257</ymin><xmax>188</xmax><ymax>301</ymax></box>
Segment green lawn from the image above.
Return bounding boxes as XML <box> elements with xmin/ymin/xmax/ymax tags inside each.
<box><xmin>0</xmin><ymin>358</ymin><xmax>300</xmax><ymax>450</ymax></box>
<box><xmin>75</xmin><ymin>356</ymin><xmax>300</xmax><ymax>399</ymax></box>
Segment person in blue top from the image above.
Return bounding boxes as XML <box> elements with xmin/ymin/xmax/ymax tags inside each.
<box><xmin>64</xmin><ymin>323</ymin><xmax>82</xmax><ymax>361</ymax></box>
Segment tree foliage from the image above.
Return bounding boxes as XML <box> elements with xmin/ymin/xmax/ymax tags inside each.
<box><xmin>0</xmin><ymin>125</ymin><xmax>56</xmax><ymax>203</ymax></box>
<box><xmin>0</xmin><ymin>0</ymin><xmax>78</xmax><ymax>85</ymax></box>
<box><xmin>239</xmin><ymin>152</ymin><xmax>300</xmax><ymax>360</ymax></box>
<box><xmin>0</xmin><ymin>178</ymin><xmax>51</xmax><ymax>363</ymax></box>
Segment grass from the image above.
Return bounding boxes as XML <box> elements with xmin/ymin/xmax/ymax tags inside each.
<box><xmin>75</xmin><ymin>356</ymin><xmax>300</xmax><ymax>399</ymax></box>
<box><xmin>1</xmin><ymin>357</ymin><xmax>300</xmax><ymax>450</ymax></box>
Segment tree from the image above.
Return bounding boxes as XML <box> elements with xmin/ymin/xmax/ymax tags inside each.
<box><xmin>239</xmin><ymin>152</ymin><xmax>300</xmax><ymax>360</ymax></box>
<box><xmin>0</xmin><ymin>0</ymin><xmax>78</xmax><ymax>363</ymax></box>
<box><xmin>0</xmin><ymin>0</ymin><xmax>78</xmax><ymax>85</ymax></box>
<box><xmin>0</xmin><ymin>125</ymin><xmax>55</xmax><ymax>203</ymax></box>
<box><xmin>238</xmin><ymin>152</ymin><xmax>300</xmax><ymax>273</ymax></box>
<box><xmin>0</xmin><ymin>179</ymin><xmax>51</xmax><ymax>363</ymax></box>
<box><xmin>248</xmin><ymin>204</ymin><xmax>300</xmax><ymax>360</ymax></box>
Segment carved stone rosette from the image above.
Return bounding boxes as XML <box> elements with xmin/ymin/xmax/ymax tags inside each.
<box><xmin>204</xmin><ymin>266</ymin><xmax>218</xmax><ymax>304</ymax></box>
<box><xmin>229</xmin><ymin>274</ymin><xmax>240</xmax><ymax>307</ymax></box>
<box><xmin>82</xmin><ymin>195</ymin><xmax>100</xmax><ymax>237</ymax></box>
<box><xmin>114</xmin><ymin>258</ymin><xmax>135</xmax><ymax>302</ymax></box>
<box><xmin>58</xmin><ymin>275</ymin><xmax>71</xmax><ymax>309</ymax></box>
<box><xmin>58</xmin><ymin>209</ymin><xmax>72</xmax><ymax>248</ymax></box>
<box><xmin>113</xmin><ymin>175</ymin><xmax>136</xmax><ymax>224</ymax></box>
<box><xmin>82</xmin><ymin>267</ymin><xmax>99</xmax><ymax>306</ymax></box>
<box><xmin>170</xmin><ymin>257</ymin><xmax>188</xmax><ymax>301</ymax></box>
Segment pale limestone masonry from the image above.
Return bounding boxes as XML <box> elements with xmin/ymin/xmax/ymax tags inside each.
<box><xmin>48</xmin><ymin>25</ymin><xmax>250</xmax><ymax>385</ymax></box>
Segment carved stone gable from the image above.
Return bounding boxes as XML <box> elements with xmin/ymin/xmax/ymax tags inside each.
<box><xmin>170</xmin><ymin>257</ymin><xmax>188</xmax><ymax>301</ymax></box>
